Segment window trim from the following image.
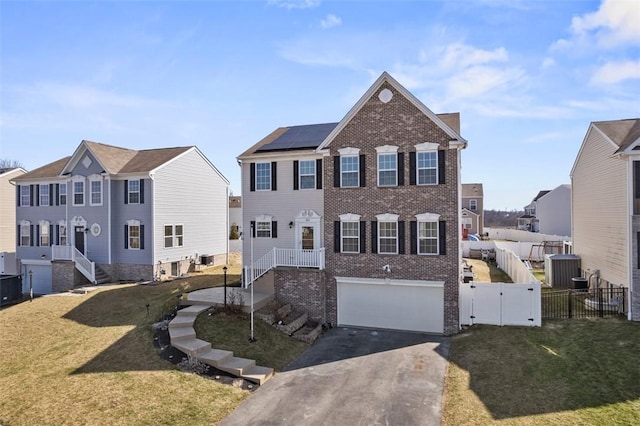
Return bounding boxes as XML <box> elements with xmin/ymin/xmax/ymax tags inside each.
<box><xmin>416</xmin><ymin>150</ymin><xmax>438</xmax><ymax>186</ymax></box>
<box><xmin>128</xmin><ymin>179</ymin><xmax>141</xmax><ymax>204</ymax></box>
<box><xmin>469</xmin><ymin>199</ymin><xmax>477</xmax><ymax>211</ymax></box>
<box><xmin>59</xmin><ymin>183</ymin><xmax>67</xmax><ymax>206</ymax></box>
<box><xmin>376</xmin><ymin>213</ymin><xmax>399</xmax><ymax>255</ymax></box>
<box><xmin>164</xmin><ymin>225</ymin><xmax>174</xmax><ymax>248</ymax></box>
<box><xmin>58</xmin><ymin>220</ymin><xmax>68</xmax><ymax>246</ymax></box>
<box><xmin>39</xmin><ymin>220</ymin><xmax>50</xmax><ymax>246</ymax></box>
<box><xmin>88</xmin><ymin>175</ymin><xmax>103</xmax><ymax>206</ymax></box>
<box><xmin>376</xmin><ymin>145</ymin><xmax>399</xmax><ymax>187</ymax></box>
<box><xmin>20</xmin><ymin>220</ymin><xmax>31</xmax><ymax>246</ymax></box>
<box><xmin>39</xmin><ymin>184</ymin><xmax>50</xmax><ymax>206</ymax></box>
<box><xmin>72</xmin><ymin>176</ymin><xmax>85</xmax><ymax>206</ymax></box>
<box><xmin>340</xmin><ymin>155</ymin><xmax>359</xmax><ymax>188</ymax></box>
<box><xmin>254</xmin><ymin>214</ymin><xmax>273</xmax><ymax>238</ymax></box>
<box><xmin>126</xmin><ymin>219</ymin><xmax>141</xmax><ymax>250</ymax></box>
<box><xmin>255</xmin><ymin>162</ymin><xmax>272</xmax><ymax>191</ymax></box>
<box><xmin>416</xmin><ymin>213</ymin><xmax>441</xmax><ymax>255</ymax></box>
<box><xmin>164</xmin><ymin>224</ymin><xmax>184</xmax><ymax>248</ymax></box>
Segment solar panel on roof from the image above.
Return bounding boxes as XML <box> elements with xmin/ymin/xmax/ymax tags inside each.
<box><xmin>257</xmin><ymin>123</ymin><xmax>338</xmax><ymax>152</ymax></box>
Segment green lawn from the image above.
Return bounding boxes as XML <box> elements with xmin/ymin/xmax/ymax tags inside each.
<box><xmin>443</xmin><ymin>318</ymin><xmax>640</xmax><ymax>425</ymax></box>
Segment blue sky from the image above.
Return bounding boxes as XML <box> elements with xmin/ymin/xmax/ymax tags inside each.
<box><xmin>1</xmin><ymin>0</ymin><xmax>638</xmax><ymax>210</ymax></box>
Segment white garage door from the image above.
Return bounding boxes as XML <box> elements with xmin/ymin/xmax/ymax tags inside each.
<box><xmin>21</xmin><ymin>264</ymin><xmax>52</xmax><ymax>295</ymax></box>
<box><xmin>337</xmin><ymin>277</ymin><xmax>444</xmax><ymax>334</ymax></box>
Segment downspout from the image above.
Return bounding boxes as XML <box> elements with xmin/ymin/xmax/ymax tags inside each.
<box><xmin>226</xmin><ymin>185</ymin><xmax>229</xmax><ymax>266</ymax></box>
<box><xmin>149</xmin><ymin>173</ymin><xmax>155</xmax><ymax>281</ymax></box>
<box><xmin>627</xmin><ymin>158</ymin><xmax>634</xmax><ymax>320</ymax></box>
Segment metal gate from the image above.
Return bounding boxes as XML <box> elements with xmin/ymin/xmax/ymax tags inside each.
<box><xmin>541</xmin><ymin>288</ymin><xmax>628</xmax><ymax>319</ymax></box>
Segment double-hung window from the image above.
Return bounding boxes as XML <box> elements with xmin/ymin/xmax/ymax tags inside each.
<box><xmin>299</xmin><ymin>160</ymin><xmax>316</xmax><ymax>189</ymax></box>
<box><xmin>39</xmin><ymin>220</ymin><xmax>50</xmax><ymax>246</ymax></box>
<box><xmin>376</xmin><ymin>213</ymin><xmax>399</xmax><ymax>254</ymax></box>
<box><xmin>73</xmin><ymin>180</ymin><xmax>85</xmax><ymax>206</ymax></box>
<box><xmin>127</xmin><ymin>220</ymin><xmax>141</xmax><ymax>250</ymax></box>
<box><xmin>128</xmin><ymin>180</ymin><xmax>140</xmax><ymax>204</ymax></box>
<box><xmin>164</xmin><ymin>225</ymin><xmax>184</xmax><ymax>248</ymax></box>
<box><xmin>469</xmin><ymin>199</ymin><xmax>477</xmax><ymax>211</ymax></box>
<box><xmin>175</xmin><ymin>225</ymin><xmax>183</xmax><ymax>246</ymax></box>
<box><xmin>20</xmin><ymin>221</ymin><xmax>30</xmax><ymax>246</ymax></box>
<box><xmin>256</xmin><ymin>221</ymin><xmax>271</xmax><ymax>238</ymax></box>
<box><xmin>415</xmin><ymin>213</ymin><xmax>441</xmax><ymax>255</ymax></box>
<box><xmin>376</xmin><ymin>145</ymin><xmax>399</xmax><ymax>187</ymax></box>
<box><xmin>58</xmin><ymin>220</ymin><xmax>68</xmax><ymax>246</ymax></box>
<box><xmin>20</xmin><ymin>186</ymin><xmax>30</xmax><ymax>206</ymax></box>
<box><xmin>39</xmin><ymin>184</ymin><xmax>50</xmax><ymax>206</ymax></box>
<box><xmin>339</xmin><ymin>213</ymin><xmax>361</xmax><ymax>253</ymax></box>
<box><xmin>164</xmin><ymin>225</ymin><xmax>174</xmax><ymax>248</ymax></box>
<box><xmin>341</xmin><ymin>156</ymin><xmax>359</xmax><ymax>187</ymax></box>
<box><xmin>417</xmin><ymin>151</ymin><xmax>438</xmax><ymax>185</ymax></box>
<box><xmin>89</xmin><ymin>176</ymin><xmax>103</xmax><ymax>206</ymax></box>
<box><xmin>59</xmin><ymin>183</ymin><xmax>67</xmax><ymax>205</ymax></box>
<box><xmin>256</xmin><ymin>163</ymin><xmax>271</xmax><ymax>191</ymax></box>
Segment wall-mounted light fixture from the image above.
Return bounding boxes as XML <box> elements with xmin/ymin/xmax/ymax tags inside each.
<box><xmin>289</xmin><ymin>221</ymin><xmax>294</xmax><ymax>229</ymax></box>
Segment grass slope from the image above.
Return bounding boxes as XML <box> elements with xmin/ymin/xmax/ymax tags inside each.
<box><xmin>0</xmin><ymin>264</ymin><xmax>248</xmax><ymax>426</ymax></box>
<box><xmin>443</xmin><ymin>318</ymin><xmax>640</xmax><ymax>425</ymax></box>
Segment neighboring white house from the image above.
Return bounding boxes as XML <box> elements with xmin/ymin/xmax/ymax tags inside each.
<box><xmin>536</xmin><ymin>184</ymin><xmax>572</xmax><ymax>237</ymax></box>
<box><xmin>571</xmin><ymin>118</ymin><xmax>640</xmax><ymax>321</ymax></box>
<box><xmin>1</xmin><ymin>167</ymin><xmax>26</xmax><ymax>274</ymax></box>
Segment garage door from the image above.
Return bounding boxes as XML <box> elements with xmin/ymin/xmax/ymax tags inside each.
<box><xmin>21</xmin><ymin>264</ymin><xmax>52</xmax><ymax>295</ymax></box>
<box><xmin>337</xmin><ymin>277</ymin><xmax>444</xmax><ymax>334</ymax></box>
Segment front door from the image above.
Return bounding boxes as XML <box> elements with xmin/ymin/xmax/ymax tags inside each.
<box><xmin>74</xmin><ymin>226</ymin><xmax>85</xmax><ymax>255</ymax></box>
<box><xmin>301</xmin><ymin>226</ymin><xmax>315</xmax><ymax>250</ymax></box>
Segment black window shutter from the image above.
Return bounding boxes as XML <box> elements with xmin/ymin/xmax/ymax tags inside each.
<box><xmin>35</xmin><ymin>185</ymin><xmax>39</xmax><ymax>206</ymax></box>
<box><xmin>271</xmin><ymin>221</ymin><xmax>278</xmax><ymax>238</ymax></box>
<box><xmin>250</xmin><ymin>164</ymin><xmax>256</xmax><ymax>192</ymax></box>
<box><xmin>439</xmin><ymin>221</ymin><xmax>447</xmax><ymax>255</ymax></box>
<box><xmin>17</xmin><ymin>225</ymin><xmax>20</xmax><ymax>246</ymax></box>
<box><xmin>359</xmin><ymin>155</ymin><xmax>366</xmax><ymax>187</ymax></box>
<box><xmin>410</xmin><ymin>221</ymin><xmax>418</xmax><ymax>254</ymax></box>
<box><xmin>50</xmin><ymin>184</ymin><xmax>54</xmax><ymax>205</ymax></box>
<box><xmin>140</xmin><ymin>179</ymin><xmax>145</xmax><ymax>204</ymax></box>
<box><xmin>250</xmin><ymin>221</ymin><xmax>256</xmax><ymax>238</ymax></box>
<box><xmin>271</xmin><ymin>162</ymin><xmax>277</xmax><ymax>191</ymax></box>
<box><xmin>334</xmin><ymin>221</ymin><xmax>341</xmax><ymax>252</ymax></box>
<box><xmin>438</xmin><ymin>150</ymin><xmax>446</xmax><ymax>184</ymax></box>
<box><xmin>30</xmin><ymin>185</ymin><xmax>34</xmax><ymax>206</ymax></box>
<box><xmin>124</xmin><ymin>180</ymin><xmax>129</xmax><ymax>204</ymax></box>
<box><xmin>293</xmin><ymin>160</ymin><xmax>299</xmax><ymax>190</ymax></box>
<box><xmin>49</xmin><ymin>225</ymin><xmax>54</xmax><ymax>246</ymax></box>
<box><xmin>16</xmin><ymin>185</ymin><xmax>20</xmax><ymax>206</ymax></box>
<box><xmin>316</xmin><ymin>159</ymin><xmax>322</xmax><ymax>189</ymax></box>
<box><xmin>360</xmin><ymin>221</ymin><xmax>366</xmax><ymax>253</ymax></box>
<box><xmin>36</xmin><ymin>225</ymin><xmax>40</xmax><ymax>246</ymax></box>
<box><xmin>635</xmin><ymin>162</ymin><xmax>640</xmax><ymax>198</ymax></box>
<box><xmin>30</xmin><ymin>225</ymin><xmax>34</xmax><ymax>246</ymax></box>
<box><xmin>409</xmin><ymin>152</ymin><xmax>416</xmax><ymax>185</ymax></box>
<box><xmin>398</xmin><ymin>153</ymin><xmax>405</xmax><ymax>186</ymax></box>
<box><xmin>55</xmin><ymin>184</ymin><xmax>60</xmax><ymax>206</ymax></box>
<box><xmin>140</xmin><ymin>225</ymin><xmax>145</xmax><ymax>249</ymax></box>
<box><xmin>124</xmin><ymin>225</ymin><xmax>129</xmax><ymax>249</ymax></box>
<box><xmin>56</xmin><ymin>225</ymin><xmax>60</xmax><ymax>245</ymax></box>
<box><xmin>371</xmin><ymin>221</ymin><xmax>378</xmax><ymax>254</ymax></box>
<box><xmin>398</xmin><ymin>221</ymin><xmax>405</xmax><ymax>254</ymax></box>
<box><xmin>333</xmin><ymin>156</ymin><xmax>340</xmax><ymax>187</ymax></box>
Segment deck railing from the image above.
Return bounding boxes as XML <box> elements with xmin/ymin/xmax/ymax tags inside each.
<box><xmin>244</xmin><ymin>247</ymin><xmax>325</xmax><ymax>288</ymax></box>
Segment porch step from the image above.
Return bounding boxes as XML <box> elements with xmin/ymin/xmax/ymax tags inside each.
<box><xmin>172</xmin><ymin>338</ymin><xmax>211</xmax><ymax>357</ymax></box>
<box><xmin>217</xmin><ymin>357</ymin><xmax>255</xmax><ymax>376</ymax></box>
<box><xmin>168</xmin><ymin>327</ymin><xmax>196</xmax><ymax>342</ymax></box>
<box><xmin>242</xmin><ymin>366</ymin><xmax>274</xmax><ymax>385</ymax></box>
<box><xmin>177</xmin><ymin>305</ymin><xmax>210</xmax><ymax>317</ymax></box>
<box><xmin>94</xmin><ymin>265</ymin><xmax>111</xmax><ymax>284</ymax></box>
<box><xmin>199</xmin><ymin>348</ymin><xmax>233</xmax><ymax>365</ymax></box>
<box><xmin>168</xmin><ymin>315</ymin><xmax>196</xmax><ymax>329</ymax></box>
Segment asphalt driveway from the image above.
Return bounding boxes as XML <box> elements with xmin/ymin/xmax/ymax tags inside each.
<box><xmin>220</xmin><ymin>327</ymin><xmax>450</xmax><ymax>426</ymax></box>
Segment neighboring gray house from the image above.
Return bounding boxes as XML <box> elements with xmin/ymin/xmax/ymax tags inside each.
<box><xmin>1</xmin><ymin>167</ymin><xmax>26</xmax><ymax>274</ymax></box>
<box><xmin>461</xmin><ymin>183</ymin><xmax>483</xmax><ymax>237</ymax></box>
<box><xmin>571</xmin><ymin>118</ymin><xmax>640</xmax><ymax>321</ymax></box>
<box><xmin>517</xmin><ymin>190</ymin><xmax>550</xmax><ymax>232</ymax></box>
<box><xmin>239</xmin><ymin>72</ymin><xmax>467</xmax><ymax>335</ymax></box>
<box><xmin>536</xmin><ymin>184</ymin><xmax>571</xmax><ymax>237</ymax></box>
<box><xmin>12</xmin><ymin>140</ymin><xmax>229</xmax><ymax>294</ymax></box>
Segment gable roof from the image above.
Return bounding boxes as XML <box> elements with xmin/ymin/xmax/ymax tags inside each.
<box><xmin>317</xmin><ymin>71</ymin><xmax>467</xmax><ymax>151</ymax></box>
<box><xmin>595</xmin><ymin>118</ymin><xmax>640</xmax><ymax>154</ymax></box>
<box><xmin>13</xmin><ymin>140</ymin><xmax>197</xmax><ymax>181</ymax></box>
<box><xmin>533</xmin><ymin>190</ymin><xmax>551</xmax><ymax>202</ymax></box>
<box><xmin>462</xmin><ymin>183</ymin><xmax>483</xmax><ymax>197</ymax></box>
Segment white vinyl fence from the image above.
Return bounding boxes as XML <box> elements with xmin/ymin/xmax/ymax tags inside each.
<box><xmin>462</xmin><ymin>240</ymin><xmax>566</xmax><ymax>261</ymax></box>
<box><xmin>460</xmin><ymin>282</ymin><xmax>541</xmax><ymax>327</ymax></box>
<box><xmin>495</xmin><ymin>247</ymin><xmax>539</xmax><ymax>284</ymax></box>
<box><xmin>485</xmin><ymin>227</ymin><xmax>570</xmax><ymax>243</ymax></box>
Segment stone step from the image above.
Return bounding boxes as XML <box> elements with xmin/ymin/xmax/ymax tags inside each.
<box><xmin>172</xmin><ymin>338</ymin><xmax>211</xmax><ymax>357</ymax></box>
<box><xmin>217</xmin><ymin>357</ymin><xmax>256</xmax><ymax>376</ymax></box>
<box><xmin>241</xmin><ymin>365</ymin><xmax>274</xmax><ymax>385</ymax></box>
<box><xmin>177</xmin><ymin>305</ymin><xmax>210</xmax><ymax>317</ymax></box>
<box><xmin>169</xmin><ymin>316</ymin><xmax>196</xmax><ymax>329</ymax></box>
<box><xmin>168</xmin><ymin>327</ymin><xmax>196</xmax><ymax>342</ymax></box>
<box><xmin>198</xmin><ymin>348</ymin><xmax>233</xmax><ymax>366</ymax></box>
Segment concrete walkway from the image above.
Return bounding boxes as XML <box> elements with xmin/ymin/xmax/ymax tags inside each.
<box><xmin>221</xmin><ymin>327</ymin><xmax>450</xmax><ymax>426</ymax></box>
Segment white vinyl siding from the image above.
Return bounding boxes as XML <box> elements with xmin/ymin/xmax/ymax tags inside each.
<box><xmin>572</xmin><ymin>128</ymin><xmax>628</xmax><ymax>287</ymax></box>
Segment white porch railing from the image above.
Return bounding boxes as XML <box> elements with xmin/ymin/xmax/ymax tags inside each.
<box><xmin>244</xmin><ymin>247</ymin><xmax>325</xmax><ymax>288</ymax></box>
<box><xmin>51</xmin><ymin>245</ymin><xmax>96</xmax><ymax>284</ymax></box>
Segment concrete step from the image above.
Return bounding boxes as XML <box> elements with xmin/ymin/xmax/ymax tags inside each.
<box><xmin>172</xmin><ymin>338</ymin><xmax>211</xmax><ymax>357</ymax></box>
<box><xmin>217</xmin><ymin>357</ymin><xmax>256</xmax><ymax>376</ymax></box>
<box><xmin>177</xmin><ymin>305</ymin><xmax>210</xmax><ymax>316</ymax></box>
<box><xmin>198</xmin><ymin>348</ymin><xmax>233</xmax><ymax>366</ymax></box>
<box><xmin>168</xmin><ymin>327</ymin><xmax>196</xmax><ymax>342</ymax></box>
<box><xmin>241</xmin><ymin>365</ymin><xmax>274</xmax><ymax>385</ymax></box>
<box><xmin>169</xmin><ymin>316</ymin><xmax>196</xmax><ymax>329</ymax></box>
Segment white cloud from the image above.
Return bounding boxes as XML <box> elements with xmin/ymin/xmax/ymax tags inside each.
<box><xmin>541</xmin><ymin>57</ymin><xmax>555</xmax><ymax>69</ymax></box>
<box><xmin>439</xmin><ymin>43</ymin><xmax>508</xmax><ymax>70</ymax></box>
<box><xmin>591</xmin><ymin>59</ymin><xmax>640</xmax><ymax>84</ymax></box>
<box><xmin>554</xmin><ymin>0</ymin><xmax>640</xmax><ymax>50</ymax></box>
<box><xmin>320</xmin><ymin>14</ymin><xmax>341</xmax><ymax>29</ymax></box>
<box><xmin>445</xmin><ymin>65</ymin><xmax>525</xmax><ymax>100</ymax></box>
<box><xmin>268</xmin><ymin>0</ymin><xmax>321</xmax><ymax>10</ymax></box>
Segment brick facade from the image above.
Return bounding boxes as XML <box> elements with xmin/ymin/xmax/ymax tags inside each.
<box><xmin>323</xmin><ymin>81</ymin><xmax>461</xmax><ymax>335</ymax></box>
<box><xmin>273</xmin><ymin>268</ymin><xmax>327</xmax><ymax>322</ymax></box>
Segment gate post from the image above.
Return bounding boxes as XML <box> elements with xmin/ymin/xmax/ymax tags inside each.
<box><xmin>568</xmin><ymin>289</ymin><xmax>573</xmax><ymax>319</ymax></box>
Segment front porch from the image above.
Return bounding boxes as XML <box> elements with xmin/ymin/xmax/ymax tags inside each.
<box><xmin>244</xmin><ymin>247</ymin><xmax>325</xmax><ymax>287</ymax></box>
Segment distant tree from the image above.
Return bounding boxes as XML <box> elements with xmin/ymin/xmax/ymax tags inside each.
<box><xmin>483</xmin><ymin>209</ymin><xmax>524</xmax><ymax>228</ymax></box>
<box><xmin>0</xmin><ymin>159</ymin><xmax>25</xmax><ymax>169</ymax></box>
